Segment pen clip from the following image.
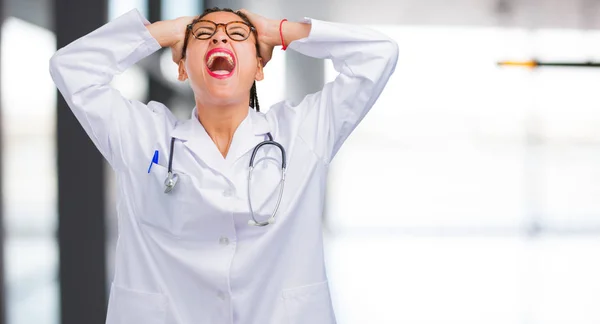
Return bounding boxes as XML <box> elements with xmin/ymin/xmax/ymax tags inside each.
<box><xmin>147</xmin><ymin>150</ymin><xmax>159</xmax><ymax>173</ymax></box>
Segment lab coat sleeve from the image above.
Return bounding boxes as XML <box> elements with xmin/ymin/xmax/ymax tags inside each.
<box><xmin>49</xmin><ymin>9</ymin><xmax>163</xmax><ymax>170</ymax></box>
<box><xmin>284</xmin><ymin>19</ymin><xmax>399</xmax><ymax>163</ymax></box>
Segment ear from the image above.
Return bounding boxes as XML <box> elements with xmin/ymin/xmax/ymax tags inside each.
<box><xmin>254</xmin><ymin>57</ymin><xmax>264</xmax><ymax>81</ymax></box>
<box><xmin>178</xmin><ymin>60</ymin><xmax>188</xmax><ymax>82</ymax></box>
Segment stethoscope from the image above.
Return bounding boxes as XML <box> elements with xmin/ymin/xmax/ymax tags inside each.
<box><xmin>163</xmin><ymin>133</ymin><xmax>287</xmax><ymax>227</ymax></box>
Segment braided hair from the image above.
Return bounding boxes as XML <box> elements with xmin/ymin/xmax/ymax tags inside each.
<box><xmin>182</xmin><ymin>7</ymin><xmax>261</xmax><ymax>112</ymax></box>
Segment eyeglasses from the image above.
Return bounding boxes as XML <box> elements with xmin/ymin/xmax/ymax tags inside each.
<box><xmin>187</xmin><ymin>20</ymin><xmax>256</xmax><ymax>42</ymax></box>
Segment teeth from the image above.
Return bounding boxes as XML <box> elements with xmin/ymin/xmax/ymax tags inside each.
<box><xmin>207</xmin><ymin>51</ymin><xmax>234</xmax><ymax>68</ymax></box>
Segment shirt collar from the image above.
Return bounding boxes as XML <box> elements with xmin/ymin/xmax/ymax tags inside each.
<box><xmin>171</xmin><ymin>106</ymin><xmax>270</xmax><ymax>141</ymax></box>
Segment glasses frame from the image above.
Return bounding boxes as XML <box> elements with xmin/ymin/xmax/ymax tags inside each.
<box><xmin>181</xmin><ymin>19</ymin><xmax>259</xmax><ymax>60</ymax></box>
<box><xmin>187</xmin><ymin>20</ymin><xmax>256</xmax><ymax>41</ymax></box>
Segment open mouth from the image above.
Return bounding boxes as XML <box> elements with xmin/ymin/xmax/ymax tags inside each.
<box><xmin>205</xmin><ymin>48</ymin><xmax>236</xmax><ymax>79</ymax></box>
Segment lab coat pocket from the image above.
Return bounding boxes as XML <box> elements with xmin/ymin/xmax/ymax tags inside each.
<box><xmin>139</xmin><ymin>163</ymin><xmax>198</xmax><ymax>237</ymax></box>
<box><xmin>106</xmin><ymin>283</ymin><xmax>167</xmax><ymax>324</ymax></box>
<box><xmin>282</xmin><ymin>281</ymin><xmax>336</xmax><ymax>324</ymax></box>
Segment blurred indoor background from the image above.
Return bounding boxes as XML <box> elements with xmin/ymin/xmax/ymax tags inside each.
<box><xmin>2</xmin><ymin>0</ymin><xmax>600</xmax><ymax>323</ymax></box>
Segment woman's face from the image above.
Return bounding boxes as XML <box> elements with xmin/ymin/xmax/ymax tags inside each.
<box><xmin>179</xmin><ymin>11</ymin><xmax>263</xmax><ymax>106</ymax></box>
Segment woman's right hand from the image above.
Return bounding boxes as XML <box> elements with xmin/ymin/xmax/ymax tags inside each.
<box><xmin>146</xmin><ymin>16</ymin><xmax>196</xmax><ymax>63</ymax></box>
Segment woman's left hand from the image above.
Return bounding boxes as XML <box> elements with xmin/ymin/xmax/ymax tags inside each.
<box><xmin>238</xmin><ymin>9</ymin><xmax>278</xmax><ymax>66</ymax></box>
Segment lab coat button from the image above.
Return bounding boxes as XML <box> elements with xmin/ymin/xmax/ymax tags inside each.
<box><xmin>219</xmin><ymin>236</ymin><xmax>230</xmax><ymax>246</ymax></box>
<box><xmin>222</xmin><ymin>189</ymin><xmax>234</xmax><ymax>197</ymax></box>
<box><xmin>217</xmin><ymin>291</ymin><xmax>227</xmax><ymax>301</ymax></box>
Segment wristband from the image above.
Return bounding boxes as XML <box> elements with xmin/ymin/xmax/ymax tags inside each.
<box><xmin>279</xmin><ymin>19</ymin><xmax>288</xmax><ymax>50</ymax></box>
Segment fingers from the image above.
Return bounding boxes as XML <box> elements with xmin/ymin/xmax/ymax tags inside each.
<box><xmin>260</xmin><ymin>49</ymin><xmax>272</xmax><ymax>67</ymax></box>
<box><xmin>238</xmin><ymin>8</ymin><xmax>260</xmax><ymax>26</ymax></box>
<box><xmin>171</xmin><ymin>38</ymin><xmax>184</xmax><ymax>64</ymax></box>
<box><xmin>237</xmin><ymin>9</ymin><xmax>250</xmax><ymax>21</ymax></box>
<box><xmin>171</xmin><ymin>49</ymin><xmax>181</xmax><ymax>64</ymax></box>
<box><xmin>170</xmin><ymin>17</ymin><xmax>195</xmax><ymax>64</ymax></box>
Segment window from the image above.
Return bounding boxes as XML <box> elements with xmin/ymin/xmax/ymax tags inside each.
<box><xmin>325</xmin><ymin>25</ymin><xmax>600</xmax><ymax>324</ymax></box>
<box><xmin>2</xmin><ymin>17</ymin><xmax>59</xmax><ymax>324</ymax></box>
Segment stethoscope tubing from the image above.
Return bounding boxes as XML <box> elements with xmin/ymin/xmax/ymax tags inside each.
<box><xmin>163</xmin><ymin>132</ymin><xmax>286</xmax><ymax>226</ymax></box>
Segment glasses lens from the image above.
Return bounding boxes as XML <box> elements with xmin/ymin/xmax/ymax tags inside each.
<box><xmin>193</xmin><ymin>21</ymin><xmax>216</xmax><ymax>39</ymax></box>
<box><xmin>226</xmin><ymin>22</ymin><xmax>250</xmax><ymax>41</ymax></box>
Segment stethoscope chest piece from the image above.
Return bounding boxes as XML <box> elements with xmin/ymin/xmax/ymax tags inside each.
<box><xmin>164</xmin><ymin>171</ymin><xmax>179</xmax><ymax>193</ymax></box>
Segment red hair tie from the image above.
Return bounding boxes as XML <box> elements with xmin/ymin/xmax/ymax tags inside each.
<box><xmin>279</xmin><ymin>19</ymin><xmax>288</xmax><ymax>50</ymax></box>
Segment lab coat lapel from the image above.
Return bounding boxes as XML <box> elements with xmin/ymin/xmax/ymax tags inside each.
<box><xmin>229</xmin><ymin>108</ymin><xmax>271</xmax><ymax>163</ymax></box>
<box><xmin>170</xmin><ymin>108</ymin><xmax>272</xmax><ymax>177</ymax></box>
<box><xmin>170</xmin><ymin>109</ymin><xmax>225</xmax><ymax>176</ymax></box>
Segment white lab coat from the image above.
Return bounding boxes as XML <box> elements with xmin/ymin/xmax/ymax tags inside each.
<box><xmin>49</xmin><ymin>8</ymin><xmax>398</xmax><ymax>324</ymax></box>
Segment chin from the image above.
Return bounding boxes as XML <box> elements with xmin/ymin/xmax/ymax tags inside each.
<box><xmin>206</xmin><ymin>88</ymin><xmax>245</xmax><ymax>106</ymax></box>
<box><xmin>210</xmin><ymin>85</ymin><xmax>236</xmax><ymax>98</ymax></box>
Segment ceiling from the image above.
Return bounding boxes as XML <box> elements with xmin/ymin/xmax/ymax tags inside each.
<box><xmin>7</xmin><ymin>0</ymin><xmax>600</xmax><ymax>32</ymax></box>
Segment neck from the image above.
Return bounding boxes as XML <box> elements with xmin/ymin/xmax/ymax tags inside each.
<box><xmin>196</xmin><ymin>100</ymin><xmax>249</xmax><ymax>158</ymax></box>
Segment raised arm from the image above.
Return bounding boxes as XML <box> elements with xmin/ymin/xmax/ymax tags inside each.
<box><xmin>49</xmin><ymin>9</ymin><xmax>189</xmax><ymax>170</ymax></box>
<box><xmin>245</xmin><ymin>12</ymin><xmax>399</xmax><ymax>163</ymax></box>
<box><xmin>291</xmin><ymin>19</ymin><xmax>398</xmax><ymax>163</ymax></box>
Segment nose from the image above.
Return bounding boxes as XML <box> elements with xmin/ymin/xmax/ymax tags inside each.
<box><xmin>211</xmin><ymin>29</ymin><xmax>228</xmax><ymax>44</ymax></box>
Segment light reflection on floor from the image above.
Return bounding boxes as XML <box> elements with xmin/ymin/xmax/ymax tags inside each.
<box><xmin>8</xmin><ymin>234</ymin><xmax>600</xmax><ymax>324</ymax></box>
<box><xmin>325</xmin><ymin>234</ymin><xmax>600</xmax><ymax>324</ymax></box>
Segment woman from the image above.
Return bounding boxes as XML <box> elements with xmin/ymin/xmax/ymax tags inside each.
<box><xmin>50</xmin><ymin>6</ymin><xmax>398</xmax><ymax>324</ymax></box>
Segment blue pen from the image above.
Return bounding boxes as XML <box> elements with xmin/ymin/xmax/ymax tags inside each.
<box><xmin>147</xmin><ymin>150</ymin><xmax>159</xmax><ymax>173</ymax></box>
